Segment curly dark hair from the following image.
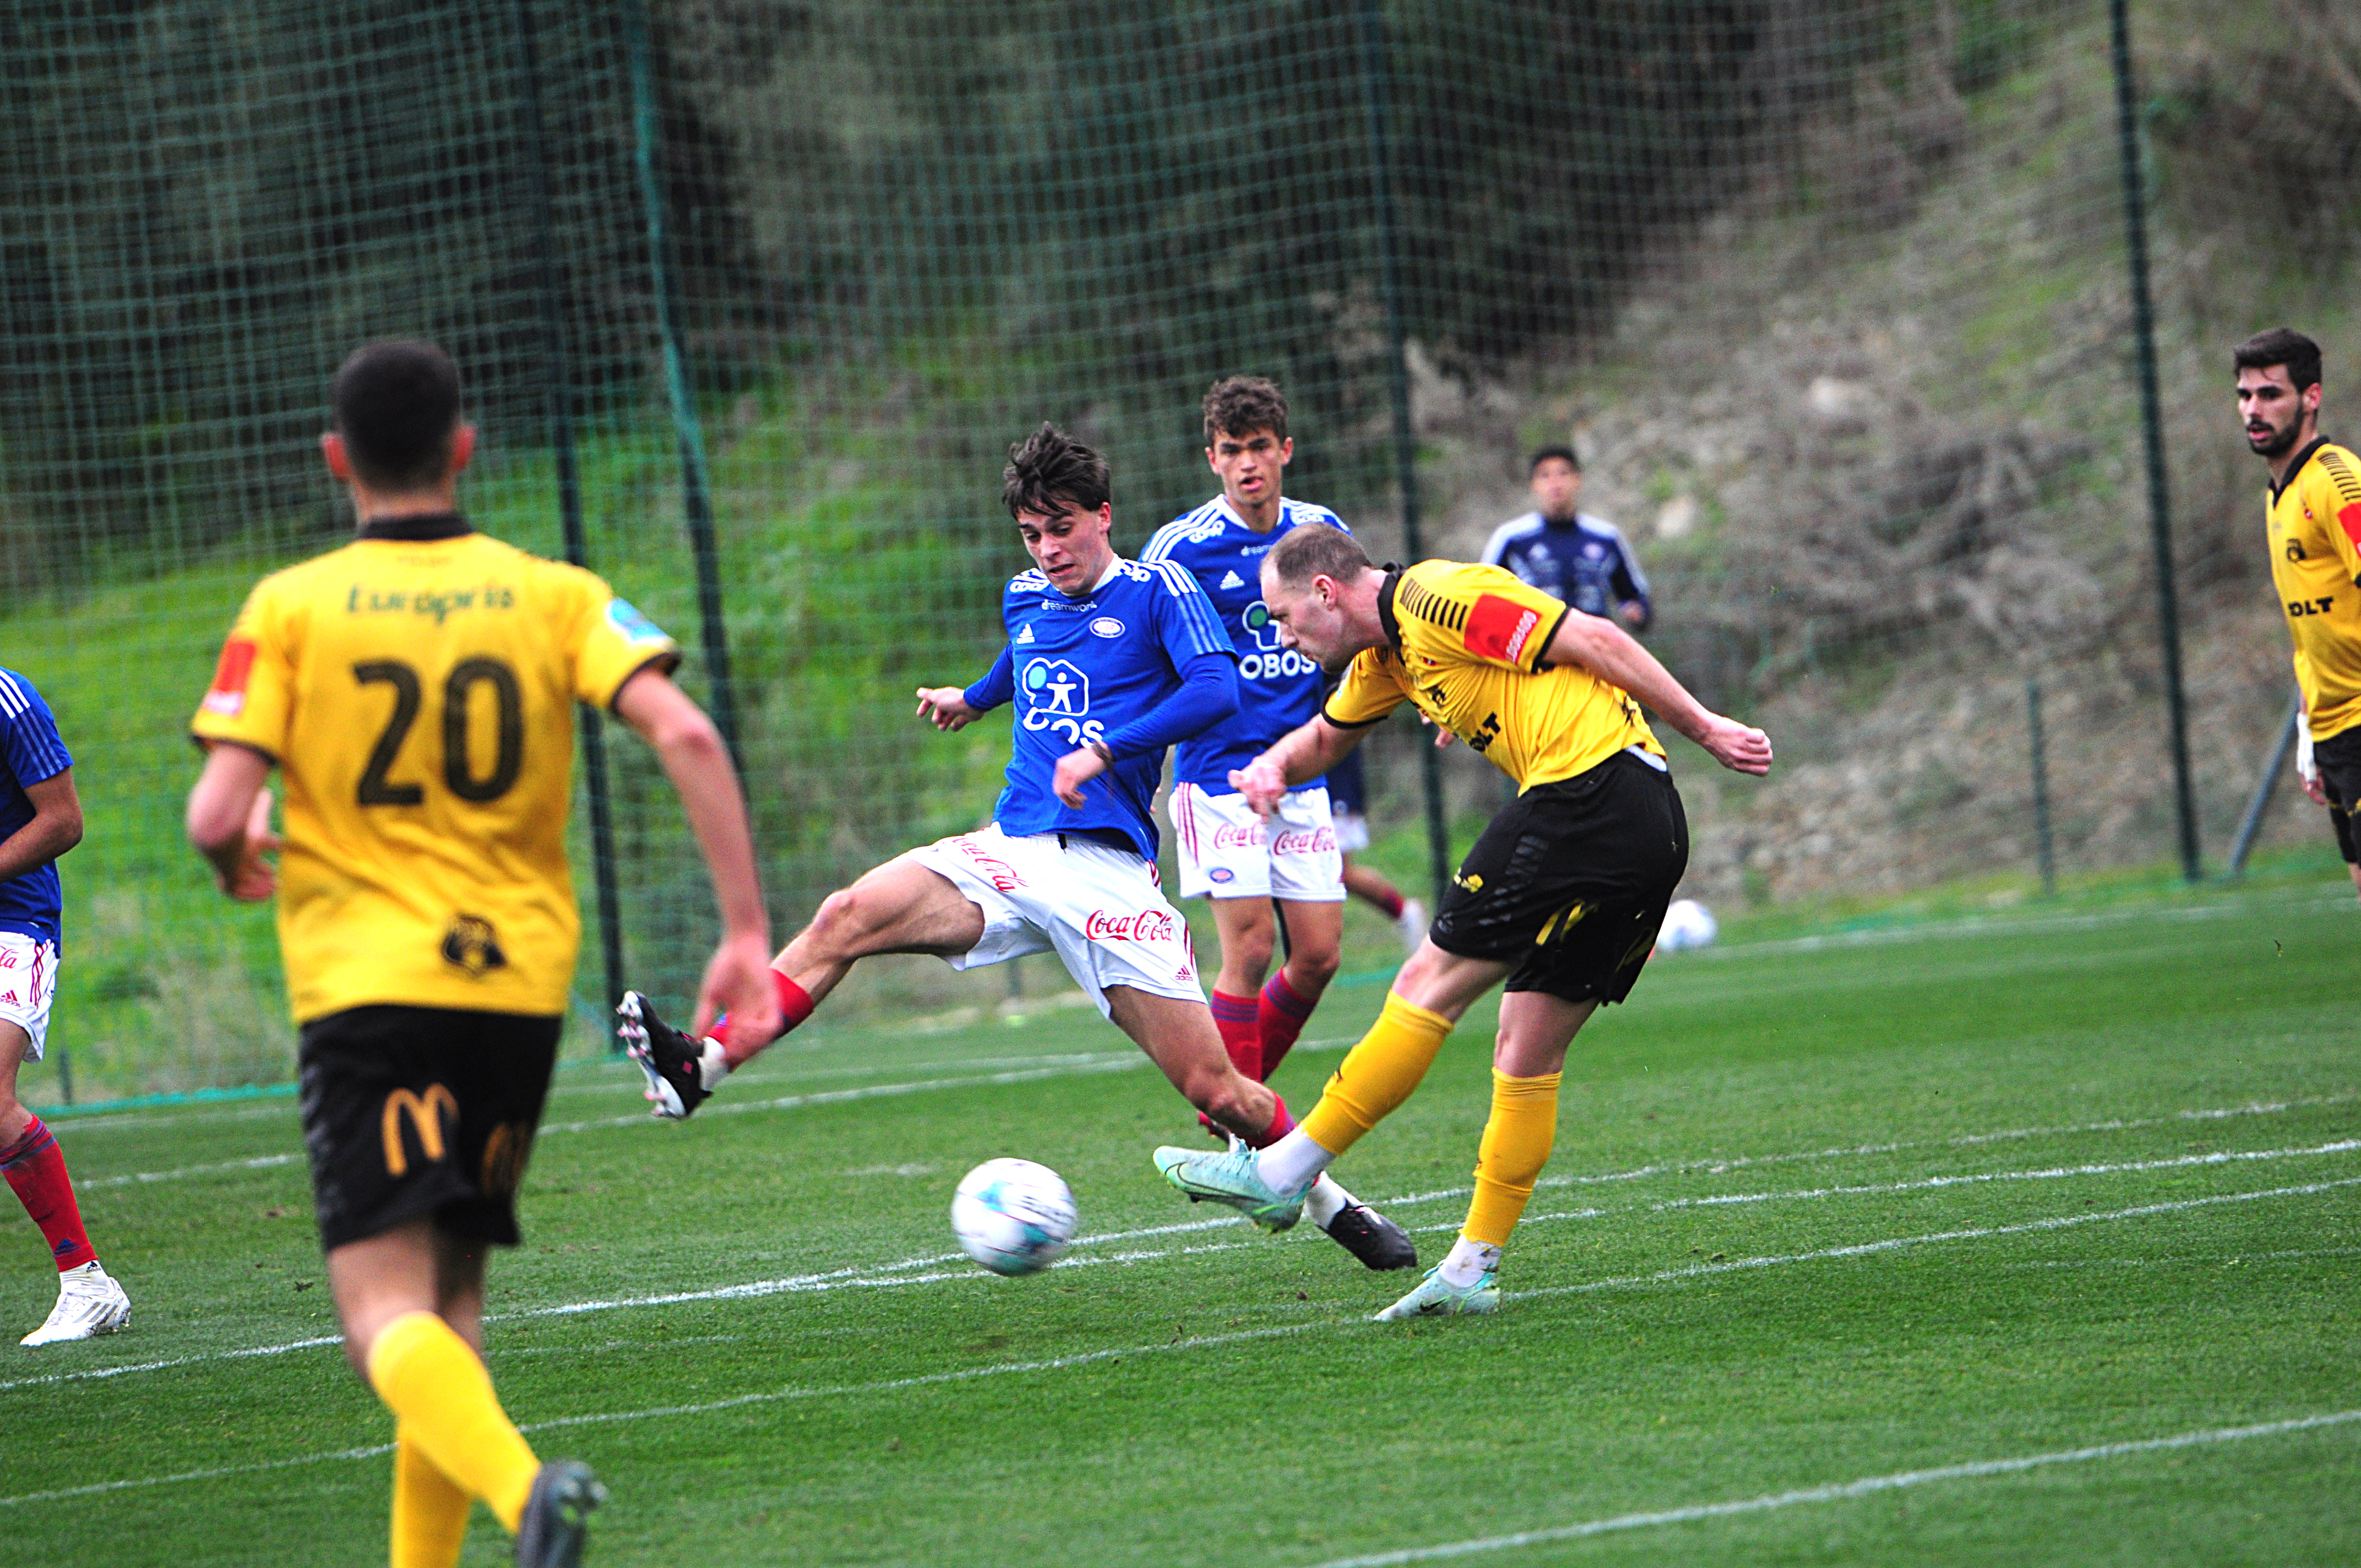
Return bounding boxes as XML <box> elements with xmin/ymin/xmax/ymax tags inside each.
<box><xmin>1002</xmin><ymin>423</ymin><xmax>1111</xmax><ymax>519</ymax></box>
<box><xmin>1202</xmin><ymin>375</ymin><xmax>1289</xmax><ymax>446</ymax></box>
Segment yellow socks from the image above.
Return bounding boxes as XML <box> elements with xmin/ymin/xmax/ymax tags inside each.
<box><xmin>366</xmin><ymin>1311</ymin><xmax>540</xmax><ymax>1534</ymax></box>
<box><xmin>1300</xmin><ymin>993</ymin><xmax>1455</xmax><ymax>1156</ymax></box>
<box><xmin>1462</xmin><ymin>1069</ymin><xmax>1563</xmax><ymax>1246</ymax></box>
<box><xmin>390</xmin><ymin>1421</ymin><xmax>471</xmax><ymax>1568</ymax></box>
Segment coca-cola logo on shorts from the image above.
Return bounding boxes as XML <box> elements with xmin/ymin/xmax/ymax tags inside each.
<box><xmin>953</xmin><ymin>836</ymin><xmax>1025</xmax><ymax>892</ymax></box>
<box><xmin>1086</xmin><ymin>908</ymin><xmax>1178</xmax><ymax>943</ymax></box>
<box><xmin>1272</xmin><ymin>826</ymin><xmax>1337</xmax><ymax>856</ymax></box>
<box><xmin>1211</xmin><ymin>821</ymin><xmax>1264</xmax><ymax>852</ymax></box>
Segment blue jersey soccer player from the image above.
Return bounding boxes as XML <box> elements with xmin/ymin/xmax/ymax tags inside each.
<box><xmin>1141</xmin><ymin>379</ymin><xmax>1354</xmax><ymax>1099</ymax></box>
<box><xmin>0</xmin><ymin>667</ymin><xmax>128</xmax><ymax>1346</ymax></box>
<box><xmin>621</xmin><ymin>424</ymin><xmax>1415</xmax><ymax>1271</ymax></box>
<box><xmin>1481</xmin><ymin>445</ymin><xmax>1652</xmax><ymax>630</ymax></box>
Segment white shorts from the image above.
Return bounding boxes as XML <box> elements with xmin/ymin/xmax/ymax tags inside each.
<box><xmin>1332</xmin><ymin>808</ymin><xmax>1371</xmax><ymax>854</ymax></box>
<box><xmin>1169</xmin><ymin>782</ymin><xmax>1346</xmax><ymax>902</ymax></box>
<box><xmin>0</xmin><ymin>933</ymin><xmax>56</xmax><ymax>1059</ymax></box>
<box><xmin>911</xmin><ymin>825</ymin><xmax>1203</xmax><ymax>1017</ymax></box>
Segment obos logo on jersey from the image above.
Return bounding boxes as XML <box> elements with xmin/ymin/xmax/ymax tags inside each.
<box><xmin>1021</xmin><ymin>658</ymin><xmax>1106</xmax><ymax>749</ymax></box>
<box><xmin>1238</xmin><ymin>601</ymin><xmax>1315</xmax><ymax>682</ymax></box>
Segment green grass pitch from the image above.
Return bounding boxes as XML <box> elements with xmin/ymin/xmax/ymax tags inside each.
<box><xmin>2</xmin><ymin>879</ymin><xmax>2357</xmax><ymax>1565</ymax></box>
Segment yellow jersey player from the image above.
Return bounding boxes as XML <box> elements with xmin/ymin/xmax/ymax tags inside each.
<box><xmin>2238</xmin><ymin>328</ymin><xmax>2361</xmax><ymax>901</ymax></box>
<box><xmin>1154</xmin><ymin>524</ymin><xmax>1771</xmax><ymax>1319</ymax></box>
<box><xmin>185</xmin><ymin>340</ymin><xmax>777</xmax><ymax>1568</ymax></box>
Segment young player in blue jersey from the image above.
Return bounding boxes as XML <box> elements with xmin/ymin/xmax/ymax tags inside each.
<box><xmin>1140</xmin><ymin>379</ymin><xmax>1416</xmax><ymax>1270</ymax></box>
<box><xmin>1481</xmin><ymin>446</ymin><xmax>1652</xmax><ymax>630</ymax></box>
<box><xmin>0</xmin><ymin>667</ymin><xmax>130</xmax><ymax>1345</ymax></box>
<box><xmin>620</xmin><ymin>426</ymin><xmax>1413</xmax><ymax>1266</ymax></box>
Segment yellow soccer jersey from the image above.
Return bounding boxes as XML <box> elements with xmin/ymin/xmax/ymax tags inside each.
<box><xmin>1322</xmin><ymin>559</ymin><xmax>1661</xmax><ymax>790</ymax></box>
<box><xmin>2266</xmin><ymin>439</ymin><xmax>2361</xmax><ymax>742</ymax></box>
<box><xmin>190</xmin><ymin>516</ymin><xmax>678</xmax><ymax>1023</ymax></box>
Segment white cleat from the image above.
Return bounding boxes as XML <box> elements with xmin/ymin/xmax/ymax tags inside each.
<box><xmin>20</xmin><ymin>1260</ymin><xmax>130</xmax><ymax>1347</ymax></box>
<box><xmin>1396</xmin><ymin>897</ymin><xmax>1428</xmax><ymax>955</ymax></box>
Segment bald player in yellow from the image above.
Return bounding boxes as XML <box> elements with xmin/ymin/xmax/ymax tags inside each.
<box><xmin>1155</xmin><ymin>524</ymin><xmax>1771</xmax><ymax>1319</ymax></box>
<box><xmin>186</xmin><ymin>340</ymin><xmax>778</xmax><ymax>1567</ymax></box>
<box><xmin>2237</xmin><ymin>328</ymin><xmax>2361</xmax><ymax>901</ymax></box>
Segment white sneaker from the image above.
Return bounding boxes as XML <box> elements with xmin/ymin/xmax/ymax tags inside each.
<box><xmin>1396</xmin><ymin>898</ymin><xmax>1428</xmax><ymax>955</ymax></box>
<box><xmin>20</xmin><ymin>1261</ymin><xmax>130</xmax><ymax>1347</ymax></box>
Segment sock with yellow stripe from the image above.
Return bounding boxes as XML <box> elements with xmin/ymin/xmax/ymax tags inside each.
<box><xmin>1443</xmin><ymin>1069</ymin><xmax>1563</xmax><ymax>1284</ymax></box>
<box><xmin>366</xmin><ymin>1311</ymin><xmax>540</xmax><ymax>1535</ymax></box>
<box><xmin>1259</xmin><ymin>993</ymin><xmax>1454</xmax><ymax>1192</ymax></box>
<box><xmin>389</xmin><ymin>1420</ymin><xmax>471</xmax><ymax>1568</ymax></box>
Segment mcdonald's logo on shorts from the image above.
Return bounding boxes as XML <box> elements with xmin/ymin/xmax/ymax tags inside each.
<box><xmin>381</xmin><ymin>1084</ymin><xmax>458</xmax><ymax>1178</ymax></box>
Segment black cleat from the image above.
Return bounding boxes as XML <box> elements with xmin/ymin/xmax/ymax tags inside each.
<box><xmin>515</xmin><ymin>1460</ymin><xmax>605</xmax><ymax>1568</ymax></box>
<box><xmin>617</xmin><ymin>990</ymin><xmax>710</xmax><ymax>1120</ymax></box>
<box><xmin>1323</xmin><ymin>1202</ymin><xmax>1419</xmax><ymax>1271</ymax></box>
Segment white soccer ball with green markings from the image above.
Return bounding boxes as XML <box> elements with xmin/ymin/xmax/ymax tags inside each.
<box><xmin>951</xmin><ymin>1158</ymin><xmax>1078</xmax><ymax>1276</ymax></box>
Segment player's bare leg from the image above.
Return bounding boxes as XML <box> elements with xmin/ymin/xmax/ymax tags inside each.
<box><xmin>621</xmin><ymin>854</ymin><xmax>985</xmax><ymax>1115</ymax></box>
<box><xmin>1103</xmin><ymin>986</ymin><xmax>1280</xmax><ymax>1145</ymax></box>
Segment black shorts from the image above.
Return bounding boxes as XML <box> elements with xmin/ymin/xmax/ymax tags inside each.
<box><xmin>298</xmin><ymin>1004</ymin><xmax>561</xmax><ymax>1252</ymax></box>
<box><xmin>2318</xmin><ymin>727</ymin><xmax>2361</xmax><ymax>864</ymax></box>
<box><xmin>1430</xmin><ymin>751</ymin><xmax>1690</xmax><ymax>1004</ymax></box>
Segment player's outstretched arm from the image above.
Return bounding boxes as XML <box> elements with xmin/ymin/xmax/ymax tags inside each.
<box><xmin>918</xmin><ymin>645</ymin><xmax>1013</xmax><ymax>732</ymax></box>
<box><xmin>1231</xmin><ymin>715</ymin><xmax>1363</xmax><ymax>816</ymax></box>
<box><xmin>1545</xmin><ymin>611</ymin><xmax>1772</xmax><ymax>776</ymax></box>
<box><xmin>613</xmin><ymin>669</ymin><xmax>778</xmax><ymax>1041</ymax></box>
<box><xmin>186</xmin><ymin>745</ymin><xmax>280</xmax><ymax>901</ymax></box>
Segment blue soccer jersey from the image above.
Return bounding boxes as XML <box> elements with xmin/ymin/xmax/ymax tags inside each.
<box><xmin>1142</xmin><ymin>495</ymin><xmax>1346</xmax><ymax>790</ymax></box>
<box><xmin>966</xmin><ymin>557</ymin><xmax>1235</xmax><ymax>862</ymax></box>
<box><xmin>0</xmin><ymin>668</ymin><xmax>72</xmax><ymax>945</ymax></box>
<box><xmin>1480</xmin><ymin>511</ymin><xmax>1652</xmax><ymax>630</ymax></box>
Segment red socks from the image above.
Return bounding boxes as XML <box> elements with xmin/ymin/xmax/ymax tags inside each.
<box><xmin>1257</xmin><ymin>971</ymin><xmax>1318</xmax><ymax>1079</ymax></box>
<box><xmin>1368</xmin><ymin>885</ymin><xmax>1405</xmax><ymax>920</ymax></box>
<box><xmin>1239</xmin><ymin>1092</ymin><xmax>1295</xmax><ymax>1149</ymax></box>
<box><xmin>721</xmin><ymin>970</ymin><xmax>815</xmax><ymax>1069</ymax></box>
<box><xmin>1209</xmin><ymin>990</ymin><xmax>1261</xmax><ymax>1080</ymax></box>
<box><xmin>1</xmin><ymin>1118</ymin><xmax>95</xmax><ymax>1272</ymax></box>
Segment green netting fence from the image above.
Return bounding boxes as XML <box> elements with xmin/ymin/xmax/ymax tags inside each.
<box><xmin>4</xmin><ymin>0</ymin><xmax>2357</xmax><ymax>1098</ymax></box>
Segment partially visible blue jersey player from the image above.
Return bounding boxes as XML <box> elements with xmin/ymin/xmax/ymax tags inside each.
<box><xmin>1482</xmin><ymin>444</ymin><xmax>1651</xmax><ymax>631</ymax></box>
<box><xmin>619</xmin><ymin>423</ymin><xmax>1413</xmax><ymax>1271</ymax></box>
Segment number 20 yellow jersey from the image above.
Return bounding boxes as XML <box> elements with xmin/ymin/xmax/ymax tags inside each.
<box><xmin>190</xmin><ymin>516</ymin><xmax>678</xmax><ymax>1023</ymax></box>
<box><xmin>1321</xmin><ymin>559</ymin><xmax>1662</xmax><ymax>791</ymax></box>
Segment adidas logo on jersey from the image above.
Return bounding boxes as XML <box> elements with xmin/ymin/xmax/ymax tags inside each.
<box><xmin>1014</xmin><ymin>624</ymin><xmax>1036</xmax><ymax>644</ymax></box>
<box><xmin>1220</xmin><ymin>570</ymin><xmax>1244</xmax><ymax>589</ymax></box>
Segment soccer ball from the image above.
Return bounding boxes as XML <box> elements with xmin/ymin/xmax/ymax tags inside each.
<box><xmin>1655</xmin><ymin>897</ymin><xmax>1718</xmax><ymax>952</ymax></box>
<box><xmin>951</xmin><ymin>1158</ymin><xmax>1078</xmax><ymax>1277</ymax></box>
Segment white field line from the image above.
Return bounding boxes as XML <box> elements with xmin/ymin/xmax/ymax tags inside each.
<box><xmin>1298</xmin><ymin>1408</ymin><xmax>2361</xmax><ymax>1568</ymax></box>
<box><xmin>12</xmin><ymin>1140</ymin><xmax>2358</xmax><ymax>1400</ymax></box>
<box><xmin>1695</xmin><ymin>890</ymin><xmax>2353</xmax><ymax>961</ymax></box>
<box><xmin>4</xmin><ymin>1182</ymin><xmax>2355</xmax><ymax>1512</ymax></box>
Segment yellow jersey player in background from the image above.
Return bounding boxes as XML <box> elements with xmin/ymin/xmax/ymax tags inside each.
<box><xmin>1155</xmin><ymin>524</ymin><xmax>1771</xmax><ymax>1320</ymax></box>
<box><xmin>185</xmin><ymin>340</ymin><xmax>779</xmax><ymax>1568</ymax></box>
<box><xmin>2237</xmin><ymin>328</ymin><xmax>2361</xmax><ymax>902</ymax></box>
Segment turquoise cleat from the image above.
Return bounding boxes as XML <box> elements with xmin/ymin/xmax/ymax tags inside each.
<box><xmin>1374</xmin><ymin>1265</ymin><xmax>1500</xmax><ymax>1321</ymax></box>
<box><xmin>1151</xmin><ymin>1144</ymin><xmax>1307</xmax><ymax>1232</ymax></box>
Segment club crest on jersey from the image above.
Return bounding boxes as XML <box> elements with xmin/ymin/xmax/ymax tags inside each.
<box><xmin>440</xmin><ymin>913</ymin><xmax>507</xmax><ymax>977</ymax></box>
<box><xmin>605</xmin><ymin>598</ymin><xmax>667</xmax><ymax>644</ymax></box>
<box><xmin>1089</xmin><ymin>617</ymin><xmax>1124</xmax><ymax>638</ymax></box>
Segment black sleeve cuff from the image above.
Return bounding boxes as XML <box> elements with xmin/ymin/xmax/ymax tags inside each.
<box><xmin>606</xmin><ymin>650</ymin><xmax>686</xmax><ymax>713</ymax></box>
<box><xmin>1530</xmin><ymin>605</ymin><xmax>1573</xmax><ymax>671</ymax></box>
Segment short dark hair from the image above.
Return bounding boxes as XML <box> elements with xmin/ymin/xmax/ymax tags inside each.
<box><xmin>331</xmin><ymin>340</ymin><xmax>463</xmax><ymax>490</ymax></box>
<box><xmin>1265</xmin><ymin>521</ymin><xmax>1372</xmax><ymax>591</ymax></box>
<box><xmin>2233</xmin><ymin>329</ymin><xmax>2322</xmax><ymax>394</ymax></box>
<box><xmin>1530</xmin><ymin>444</ymin><xmax>1581</xmax><ymax>475</ymax></box>
<box><xmin>1203</xmin><ymin>375</ymin><xmax>1290</xmax><ymax>446</ymax></box>
<box><xmin>1003</xmin><ymin>423</ymin><xmax>1111</xmax><ymax>519</ymax></box>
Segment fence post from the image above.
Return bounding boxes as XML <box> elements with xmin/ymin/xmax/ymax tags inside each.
<box><xmin>2026</xmin><ymin>674</ymin><xmax>2057</xmax><ymax>897</ymax></box>
<box><xmin>2228</xmin><ymin>696</ymin><xmax>2304</xmax><ymax>877</ymax></box>
<box><xmin>1353</xmin><ymin>0</ymin><xmax>1453</xmax><ymax>910</ymax></box>
<box><xmin>2107</xmin><ymin>0</ymin><xmax>2200</xmax><ymax>883</ymax></box>
<box><xmin>623</xmin><ymin>0</ymin><xmax>743</xmax><ymax>776</ymax></box>
<box><xmin>514</xmin><ymin>0</ymin><xmax>628</xmax><ymax>1034</ymax></box>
